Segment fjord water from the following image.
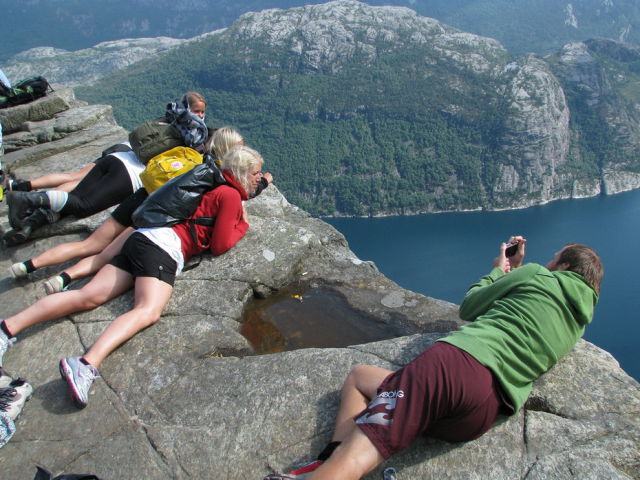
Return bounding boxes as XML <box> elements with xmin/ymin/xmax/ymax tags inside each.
<box><xmin>326</xmin><ymin>189</ymin><xmax>640</xmax><ymax>381</ymax></box>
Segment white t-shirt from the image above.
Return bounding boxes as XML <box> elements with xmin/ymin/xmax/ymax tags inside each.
<box><xmin>110</xmin><ymin>142</ymin><xmax>145</xmax><ymax>192</ymax></box>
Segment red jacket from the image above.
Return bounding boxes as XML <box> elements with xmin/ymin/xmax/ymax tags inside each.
<box><xmin>172</xmin><ymin>170</ymin><xmax>249</xmax><ymax>260</ymax></box>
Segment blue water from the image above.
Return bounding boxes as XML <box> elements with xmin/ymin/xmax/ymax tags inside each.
<box><xmin>326</xmin><ymin>189</ymin><xmax>640</xmax><ymax>381</ymax></box>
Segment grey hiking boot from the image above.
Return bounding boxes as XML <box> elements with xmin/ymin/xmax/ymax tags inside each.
<box><xmin>382</xmin><ymin>467</ymin><xmax>398</xmax><ymax>480</ymax></box>
<box><xmin>0</xmin><ymin>378</ymin><xmax>33</xmax><ymax>420</ymax></box>
<box><xmin>4</xmin><ymin>207</ymin><xmax>60</xmax><ymax>247</ymax></box>
<box><xmin>59</xmin><ymin>357</ymin><xmax>100</xmax><ymax>408</ymax></box>
<box><xmin>7</xmin><ymin>191</ymin><xmax>50</xmax><ymax>230</ymax></box>
<box><xmin>0</xmin><ymin>329</ymin><xmax>17</xmax><ymax>366</ymax></box>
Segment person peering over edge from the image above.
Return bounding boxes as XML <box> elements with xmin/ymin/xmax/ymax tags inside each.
<box><xmin>263</xmin><ymin>236</ymin><xmax>603</xmax><ymax>480</ymax></box>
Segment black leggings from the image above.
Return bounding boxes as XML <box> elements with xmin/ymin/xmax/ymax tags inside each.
<box><xmin>61</xmin><ymin>155</ymin><xmax>133</xmax><ymax>218</ymax></box>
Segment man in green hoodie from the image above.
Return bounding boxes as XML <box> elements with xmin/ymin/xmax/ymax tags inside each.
<box><xmin>263</xmin><ymin>237</ymin><xmax>603</xmax><ymax>480</ymax></box>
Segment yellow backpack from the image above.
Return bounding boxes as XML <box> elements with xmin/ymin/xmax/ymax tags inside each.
<box><xmin>140</xmin><ymin>146</ymin><xmax>203</xmax><ymax>194</ymax></box>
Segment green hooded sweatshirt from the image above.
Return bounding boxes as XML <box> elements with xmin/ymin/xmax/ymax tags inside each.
<box><xmin>439</xmin><ymin>263</ymin><xmax>598</xmax><ymax>413</ymax></box>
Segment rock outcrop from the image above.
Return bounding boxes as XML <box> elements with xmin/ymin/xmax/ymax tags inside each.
<box><xmin>0</xmin><ymin>91</ymin><xmax>638</xmax><ymax>479</ymax></box>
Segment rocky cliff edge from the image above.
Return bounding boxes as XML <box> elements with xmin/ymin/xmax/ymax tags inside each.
<box><xmin>0</xmin><ymin>90</ymin><xmax>638</xmax><ymax>480</ymax></box>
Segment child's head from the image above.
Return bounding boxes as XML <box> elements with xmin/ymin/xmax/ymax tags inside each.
<box><xmin>184</xmin><ymin>91</ymin><xmax>206</xmax><ymax>119</ymax></box>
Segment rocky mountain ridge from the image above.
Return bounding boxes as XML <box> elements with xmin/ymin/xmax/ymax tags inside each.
<box><xmin>3</xmin><ymin>34</ymin><xmax>220</xmax><ymax>87</ymax></box>
<box><xmin>0</xmin><ymin>85</ymin><xmax>638</xmax><ymax>479</ymax></box>
<box><xmin>5</xmin><ymin>1</ymin><xmax>640</xmax><ymax>216</ymax></box>
<box><xmin>2</xmin><ymin>0</ymin><xmax>638</xmax><ymax>60</ymax></box>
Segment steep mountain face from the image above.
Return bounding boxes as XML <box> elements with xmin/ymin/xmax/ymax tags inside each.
<box><xmin>548</xmin><ymin>39</ymin><xmax>640</xmax><ymax>195</ymax></box>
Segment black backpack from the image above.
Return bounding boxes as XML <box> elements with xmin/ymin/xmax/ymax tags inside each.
<box><xmin>132</xmin><ymin>154</ymin><xmax>228</xmax><ymax>269</ymax></box>
<box><xmin>0</xmin><ymin>76</ymin><xmax>53</xmax><ymax>109</ymax></box>
<box><xmin>132</xmin><ymin>153</ymin><xmax>227</xmax><ymax>231</ymax></box>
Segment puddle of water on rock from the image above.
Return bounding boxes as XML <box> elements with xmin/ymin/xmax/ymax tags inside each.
<box><xmin>241</xmin><ymin>283</ymin><xmax>405</xmax><ymax>354</ymax></box>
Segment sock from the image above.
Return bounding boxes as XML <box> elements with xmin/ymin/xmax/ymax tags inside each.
<box><xmin>24</xmin><ymin>259</ymin><xmax>37</xmax><ymax>273</ymax></box>
<box><xmin>0</xmin><ymin>320</ymin><xmax>14</xmax><ymax>339</ymax></box>
<box><xmin>79</xmin><ymin>357</ymin><xmax>91</xmax><ymax>366</ymax></box>
<box><xmin>317</xmin><ymin>441</ymin><xmax>341</xmax><ymax>461</ymax></box>
<box><xmin>59</xmin><ymin>272</ymin><xmax>71</xmax><ymax>288</ymax></box>
<box><xmin>45</xmin><ymin>190</ymin><xmax>68</xmax><ymax>212</ymax></box>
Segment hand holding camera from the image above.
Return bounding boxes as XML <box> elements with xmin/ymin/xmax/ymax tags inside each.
<box><xmin>493</xmin><ymin>236</ymin><xmax>526</xmax><ymax>273</ymax></box>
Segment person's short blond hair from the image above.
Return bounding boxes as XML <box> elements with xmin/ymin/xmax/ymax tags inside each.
<box><xmin>208</xmin><ymin>126</ymin><xmax>243</xmax><ymax>161</ymax></box>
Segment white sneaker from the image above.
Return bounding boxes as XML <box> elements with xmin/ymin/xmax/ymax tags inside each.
<box><xmin>0</xmin><ymin>378</ymin><xmax>33</xmax><ymax>420</ymax></box>
<box><xmin>9</xmin><ymin>262</ymin><xmax>28</xmax><ymax>279</ymax></box>
<box><xmin>43</xmin><ymin>275</ymin><xmax>66</xmax><ymax>295</ymax></box>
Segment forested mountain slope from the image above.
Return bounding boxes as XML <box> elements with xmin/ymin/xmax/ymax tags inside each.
<box><xmin>72</xmin><ymin>1</ymin><xmax>640</xmax><ymax>216</ymax></box>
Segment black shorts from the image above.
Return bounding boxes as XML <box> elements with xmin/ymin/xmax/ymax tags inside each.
<box><xmin>108</xmin><ymin>232</ymin><xmax>177</xmax><ymax>286</ymax></box>
<box><xmin>111</xmin><ymin>188</ymin><xmax>149</xmax><ymax>227</ymax></box>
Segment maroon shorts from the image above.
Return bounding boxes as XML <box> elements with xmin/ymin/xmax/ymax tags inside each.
<box><xmin>355</xmin><ymin>342</ymin><xmax>504</xmax><ymax>459</ymax></box>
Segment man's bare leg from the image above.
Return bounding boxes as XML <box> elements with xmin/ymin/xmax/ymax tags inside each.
<box><xmin>332</xmin><ymin>365</ymin><xmax>392</xmax><ymax>441</ymax></box>
<box><xmin>307</xmin><ymin>365</ymin><xmax>392</xmax><ymax>479</ymax></box>
<box><xmin>310</xmin><ymin>427</ymin><xmax>385</xmax><ymax>480</ymax></box>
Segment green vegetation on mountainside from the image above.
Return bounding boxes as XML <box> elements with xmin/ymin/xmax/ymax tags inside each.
<box><xmin>548</xmin><ymin>39</ymin><xmax>640</xmax><ymax>177</ymax></box>
<box><xmin>77</xmin><ymin>26</ymin><xmax>640</xmax><ymax>216</ymax></box>
<box><xmin>78</xmin><ymin>34</ymin><xmax>508</xmax><ymax>216</ymax></box>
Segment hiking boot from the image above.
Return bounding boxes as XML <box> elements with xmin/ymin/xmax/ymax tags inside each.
<box><xmin>43</xmin><ymin>275</ymin><xmax>67</xmax><ymax>295</ymax></box>
<box><xmin>59</xmin><ymin>357</ymin><xmax>100</xmax><ymax>409</ymax></box>
<box><xmin>263</xmin><ymin>460</ymin><xmax>324</xmax><ymax>479</ymax></box>
<box><xmin>0</xmin><ymin>367</ymin><xmax>12</xmax><ymax>388</ymax></box>
<box><xmin>9</xmin><ymin>262</ymin><xmax>28</xmax><ymax>279</ymax></box>
<box><xmin>0</xmin><ymin>329</ymin><xmax>16</xmax><ymax>367</ymax></box>
<box><xmin>2</xmin><ymin>174</ymin><xmax>31</xmax><ymax>192</ymax></box>
<box><xmin>6</xmin><ymin>178</ymin><xmax>31</xmax><ymax>192</ymax></box>
<box><xmin>3</xmin><ymin>207</ymin><xmax>59</xmax><ymax>247</ymax></box>
<box><xmin>7</xmin><ymin>191</ymin><xmax>50</xmax><ymax>230</ymax></box>
<box><xmin>0</xmin><ymin>378</ymin><xmax>33</xmax><ymax>420</ymax></box>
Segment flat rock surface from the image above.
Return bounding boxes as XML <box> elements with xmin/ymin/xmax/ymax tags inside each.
<box><xmin>0</xmin><ymin>90</ymin><xmax>638</xmax><ymax>480</ymax></box>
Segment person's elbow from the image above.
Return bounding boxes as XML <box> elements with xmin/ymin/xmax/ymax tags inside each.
<box><xmin>458</xmin><ymin>304</ymin><xmax>473</xmax><ymax>322</ymax></box>
<box><xmin>211</xmin><ymin>239</ymin><xmax>237</xmax><ymax>256</ymax></box>
<box><xmin>457</xmin><ymin>297</ymin><xmax>478</xmax><ymax>322</ymax></box>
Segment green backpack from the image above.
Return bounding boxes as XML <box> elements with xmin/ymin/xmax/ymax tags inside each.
<box><xmin>0</xmin><ymin>76</ymin><xmax>53</xmax><ymax>109</ymax></box>
<box><xmin>128</xmin><ymin>117</ymin><xmax>184</xmax><ymax>164</ymax></box>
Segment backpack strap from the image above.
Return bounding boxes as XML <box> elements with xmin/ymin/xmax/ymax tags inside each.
<box><xmin>188</xmin><ymin>216</ymin><xmax>216</xmax><ymax>249</ymax></box>
<box><xmin>182</xmin><ymin>216</ymin><xmax>216</xmax><ymax>272</ymax></box>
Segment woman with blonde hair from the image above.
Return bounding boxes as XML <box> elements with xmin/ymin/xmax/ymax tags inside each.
<box><xmin>0</xmin><ymin>145</ymin><xmax>265</xmax><ymax>408</ymax></box>
<box><xmin>9</xmin><ymin>126</ymin><xmax>272</xmax><ymax>294</ymax></box>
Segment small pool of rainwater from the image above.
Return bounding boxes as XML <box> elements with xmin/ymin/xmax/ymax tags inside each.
<box><xmin>241</xmin><ymin>282</ymin><xmax>406</xmax><ymax>354</ymax></box>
